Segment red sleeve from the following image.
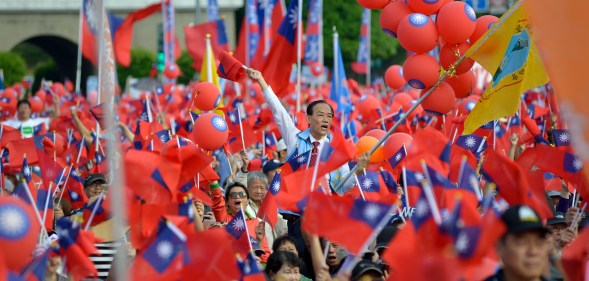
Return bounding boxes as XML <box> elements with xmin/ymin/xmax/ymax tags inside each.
<box><xmin>211</xmin><ymin>188</ymin><xmax>230</xmax><ymax>222</ymax></box>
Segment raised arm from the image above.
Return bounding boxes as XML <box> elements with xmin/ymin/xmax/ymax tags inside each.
<box><xmin>247</xmin><ymin>68</ymin><xmax>300</xmax><ymax>154</ymax></box>
<box><xmin>71</xmin><ymin>107</ymin><xmax>94</xmax><ymax>147</ymax></box>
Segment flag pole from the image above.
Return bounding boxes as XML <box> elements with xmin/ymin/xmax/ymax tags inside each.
<box><xmin>295</xmin><ymin>0</ymin><xmax>303</xmax><ymax>113</ymax></box>
<box><xmin>75</xmin><ymin>0</ymin><xmax>84</xmax><ymax>94</ymax></box>
<box><xmin>366</xmin><ymin>9</ymin><xmax>371</xmax><ymax>87</ymax></box>
<box><xmin>318</xmin><ymin>0</ymin><xmax>324</xmax><ymax>66</ymax></box>
<box><xmin>332</xmin><ymin>1</ymin><xmax>521</xmax><ymax>193</ymax></box>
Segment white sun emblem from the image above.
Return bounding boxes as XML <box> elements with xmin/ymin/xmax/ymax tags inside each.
<box><xmin>416</xmin><ymin>200</ymin><xmax>429</xmax><ymax>217</ymax></box>
<box><xmin>288</xmin><ymin>5</ymin><xmax>299</xmax><ymax>28</ymax></box>
<box><xmin>23</xmin><ymin>167</ymin><xmax>30</xmax><ymax>177</ymax></box>
<box><xmin>156</xmin><ymin>240</ymin><xmax>174</xmax><ymax>259</ymax></box>
<box><xmin>465</xmin><ymin>136</ymin><xmax>477</xmax><ymax>148</ymax></box>
<box><xmin>84</xmin><ymin>0</ymin><xmax>98</xmax><ymax>32</ymax></box>
<box><xmin>232</xmin><ymin>217</ymin><xmax>246</xmax><ymax>231</ymax></box>
<box><xmin>187</xmin><ymin>205</ymin><xmax>194</xmax><ymax>219</ymax></box>
<box><xmin>297</xmin><ymin>155</ymin><xmax>307</xmax><ymax>163</ymax></box>
<box><xmin>213</xmin><ymin>117</ymin><xmax>227</xmax><ymax>131</ymax></box>
<box><xmin>559</xmin><ymin>133</ymin><xmax>570</xmax><ymax>143</ymax></box>
<box><xmin>229</xmin><ymin>113</ymin><xmax>237</xmax><ymax>123</ymax></box>
<box><xmin>414</xmin><ymin>173</ymin><xmax>424</xmax><ymax>182</ymax></box>
<box><xmin>362</xmin><ymin>178</ymin><xmax>373</xmax><ymax>190</ymax></box>
<box><xmin>160</xmin><ymin>135</ymin><xmax>168</xmax><ymax>142</ymax></box>
<box><xmin>395</xmin><ymin>153</ymin><xmax>402</xmax><ymax>162</ymax></box>
<box><xmin>0</xmin><ymin>207</ymin><xmax>26</xmax><ymax>237</ymax></box>
<box><xmin>70</xmin><ymin>191</ymin><xmax>79</xmax><ymax>200</ymax></box>
<box><xmin>363</xmin><ymin>204</ymin><xmax>382</xmax><ymax>221</ymax></box>
<box><xmin>468</xmin><ymin>175</ymin><xmax>479</xmax><ymax>189</ymax></box>
<box><xmin>272</xmin><ymin>181</ymin><xmax>280</xmax><ymax>193</ymax></box>
<box><xmin>455</xmin><ymin>232</ymin><xmax>469</xmax><ymax>253</ymax></box>
<box><xmin>573</xmin><ymin>157</ymin><xmax>583</xmax><ymax>171</ymax></box>
<box><xmin>410</xmin><ymin>13</ymin><xmax>428</xmax><ymax>26</ymax></box>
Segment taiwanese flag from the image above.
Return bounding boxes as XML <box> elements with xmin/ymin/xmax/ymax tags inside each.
<box><xmin>63</xmin><ymin>166</ymin><xmax>89</xmax><ymax>209</ymax></box>
<box><xmin>81</xmin><ymin>0</ymin><xmax>123</xmax><ymax>66</ymax></box>
<box><xmin>449</xmin><ymin>145</ymin><xmax>478</xmax><ymax>183</ymax></box>
<box><xmin>217</xmin><ymin>51</ymin><xmax>246</xmax><ymax>82</ymax></box>
<box><xmin>302</xmin><ymin>192</ymin><xmax>395</xmax><ymax>255</ymax></box>
<box><xmin>20</xmin><ymin>249</ymin><xmax>49</xmax><ymax>281</ymax></box>
<box><xmin>260</xmin><ymin>0</ymin><xmax>300</xmax><ymax>97</ymax></box>
<box><xmin>257</xmin><ymin>171</ymin><xmax>280</xmax><ymax>228</ymax></box>
<box><xmin>316</xmin><ymin>130</ymin><xmax>358</xmax><ymax>177</ymax></box>
<box><xmin>387</xmin><ymin>145</ymin><xmax>407</xmax><ymax>171</ymax></box>
<box><xmin>281</xmin><ymin>150</ymin><xmax>311</xmax><ymax>175</ymax></box>
<box><xmin>224</xmin><ymin>108</ymin><xmax>257</xmax><ymax>154</ymax></box>
<box><xmin>182</xmin><ymin>228</ymin><xmax>240</xmax><ymax>280</ymax></box>
<box><xmin>184</xmin><ymin>20</ymin><xmax>230</xmax><ymax>71</ymax></box>
<box><xmin>82</xmin><ymin>193</ymin><xmax>112</xmax><ymax>227</ymax></box>
<box><xmin>401</xmin><ymin>168</ymin><xmax>424</xmax><ymax>207</ymax></box>
<box><xmin>457</xmin><ymin>157</ymin><xmax>482</xmax><ymax>202</ymax></box>
<box><xmin>534</xmin><ymin>144</ymin><xmax>589</xmax><ymax>201</ymax></box>
<box><xmin>455</xmin><ymin>134</ymin><xmax>487</xmax><ymax>156</ymax></box>
<box><xmin>89</xmin><ymin>102</ymin><xmax>106</xmax><ymax>128</ymax></box>
<box><xmin>349</xmin><ymin>170</ymin><xmax>399</xmax><ymax>204</ymax></box>
<box><xmin>129</xmin><ymin>219</ymin><xmax>187</xmax><ymax>281</ymax></box>
<box><xmin>225</xmin><ymin>208</ymin><xmax>251</xmax><ymax>253</ymax></box>
<box><xmin>351</xmin><ymin>9</ymin><xmax>370</xmax><ymax>74</ymax></box>
<box><xmin>552</xmin><ymin>129</ymin><xmax>572</xmax><ymax>150</ymax></box>
<box><xmin>237</xmin><ymin>251</ymin><xmax>266</xmax><ymax>281</ymax></box>
<box><xmin>55</xmin><ymin>218</ymin><xmax>99</xmax><ymax>280</ymax></box>
<box><xmin>561</xmin><ymin>226</ymin><xmax>589</xmax><ymax>281</ymax></box>
<box><xmin>37</xmin><ymin>149</ymin><xmax>65</xmax><ymax>190</ymax></box>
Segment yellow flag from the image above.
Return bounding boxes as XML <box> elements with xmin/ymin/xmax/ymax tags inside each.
<box><xmin>462</xmin><ymin>1</ymin><xmax>549</xmax><ymax>135</ymax></box>
<box><xmin>200</xmin><ymin>34</ymin><xmax>220</xmax><ymax>89</ymax></box>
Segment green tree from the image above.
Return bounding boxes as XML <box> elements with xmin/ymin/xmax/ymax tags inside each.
<box><xmin>33</xmin><ymin>60</ymin><xmax>62</xmax><ymax>93</ymax></box>
<box><xmin>176</xmin><ymin>51</ymin><xmax>196</xmax><ymax>85</ymax></box>
<box><xmin>12</xmin><ymin>42</ymin><xmax>52</xmax><ymax>71</ymax></box>
<box><xmin>116</xmin><ymin>48</ymin><xmax>156</xmax><ymax>89</ymax></box>
<box><xmin>322</xmin><ymin>0</ymin><xmax>404</xmax><ymax>80</ymax></box>
<box><xmin>0</xmin><ymin>52</ymin><xmax>27</xmax><ymax>86</ymax></box>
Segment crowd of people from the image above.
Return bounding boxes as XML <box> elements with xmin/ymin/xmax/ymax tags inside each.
<box><xmin>0</xmin><ymin>63</ymin><xmax>585</xmax><ymax>281</ymax></box>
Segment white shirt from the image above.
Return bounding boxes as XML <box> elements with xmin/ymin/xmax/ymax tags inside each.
<box><xmin>4</xmin><ymin>117</ymin><xmax>50</xmax><ymax>138</ymax></box>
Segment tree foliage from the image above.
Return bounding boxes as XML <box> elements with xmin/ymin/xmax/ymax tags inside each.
<box><xmin>116</xmin><ymin>48</ymin><xmax>156</xmax><ymax>89</ymax></box>
<box><xmin>33</xmin><ymin>60</ymin><xmax>62</xmax><ymax>92</ymax></box>
<box><xmin>0</xmin><ymin>52</ymin><xmax>27</xmax><ymax>86</ymax></box>
<box><xmin>176</xmin><ymin>51</ymin><xmax>196</xmax><ymax>85</ymax></box>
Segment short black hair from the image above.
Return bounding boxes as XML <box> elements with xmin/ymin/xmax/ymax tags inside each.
<box><xmin>265</xmin><ymin>251</ymin><xmax>302</xmax><ymax>276</ymax></box>
<box><xmin>306</xmin><ymin>100</ymin><xmax>334</xmax><ymax>116</ymax></box>
<box><xmin>272</xmin><ymin>235</ymin><xmax>298</xmax><ymax>253</ymax></box>
<box><xmin>17</xmin><ymin>99</ymin><xmax>31</xmax><ymax>109</ymax></box>
<box><xmin>224</xmin><ymin>182</ymin><xmax>249</xmax><ymax>200</ymax></box>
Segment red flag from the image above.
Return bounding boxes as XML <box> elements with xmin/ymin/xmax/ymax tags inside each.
<box><xmin>217</xmin><ymin>51</ymin><xmax>246</xmax><ymax>82</ymax></box>
<box><xmin>561</xmin><ymin>226</ymin><xmax>589</xmax><ymax>281</ymax></box>
<box><xmin>302</xmin><ymin>192</ymin><xmax>395</xmax><ymax>255</ymax></box>
<box><xmin>256</xmin><ymin>172</ymin><xmax>281</xmax><ymax>228</ymax></box>
<box><xmin>114</xmin><ymin>2</ymin><xmax>163</xmax><ymax>66</ymax></box>
<box><xmin>125</xmin><ymin>150</ymin><xmax>173</xmax><ymax>204</ymax></box>
<box><xmin>6</xmin><ymin>138</ymin><xmax>38</xmax><ymax>167</ymax></box>
<box><xmin>259</xmin><ymin>0</ymin><xmax>300</xmax><ymax>97</ymax></box>
<box><xmin>182</xmin><ymin>228</ymin><xmax>240</xmax><ymax>281</ymax></box>
<box><xmin>184</xmin><ymin>20</ymin><xmax>230</xmax><ymax>71</ymax></box>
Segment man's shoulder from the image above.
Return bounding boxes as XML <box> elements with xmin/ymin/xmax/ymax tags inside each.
<box><xmin>3</xmin><ymin>119</ymin><xmax>20</xmax><ymax>128</ymax></box>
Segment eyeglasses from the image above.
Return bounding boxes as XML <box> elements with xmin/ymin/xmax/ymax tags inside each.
<box><xmin>229</xmin><ymin>191</ymin><xmax>247</xmax><ymax>199</ymax></box>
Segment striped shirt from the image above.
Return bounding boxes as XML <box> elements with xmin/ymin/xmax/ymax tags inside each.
<box><xmin>88</xmin><ymin>240</ymin><xmax>122</xmax><ymax>280</ymax></box>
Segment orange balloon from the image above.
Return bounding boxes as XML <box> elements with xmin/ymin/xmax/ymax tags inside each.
<box><xmin>439</xmin><ymin>42</ymin><xmax>474</xmax><ymax>75</ymax></box>
<box><xmin>28</xmin><ymin>96</ymin><xmax>43</xmax><ymax>113</ymax></box>
<box><xmin>51</xmin><ymin>82</ymin><xmax>66</xmax><ymax>96</ymax></box>
<box><xmin>407</xmin><ymin>0</ymin><xmax>444</xmax><ymax>15</ymax></box>
<box><xmin>163</xmin><ymin>63</ymin><xmax>181</xmax><ymax>79</ymax></box>
<box><xmin>445</xmin><ymin>71</ymin><xmax>475</xmax><ymax>99</ymax></box>
<box><xmin>470</xmin><ymin>15</ymin><xmax>499</xmax><ymax>44</ymax></box>
<box><xmin>192</xmin><ymin>82</ymin><xmax>221</xmax><ymax>111</ymax></box>
<box><xmin>380</xmin><ymin>1</ymin><xmax>415</xmax><ymax>38</ymax></box>
<box><xmin>356</xmin><ymin>0</ymin><xmax>388</xmax><ymax>9</ymax></box>
<box><xmin>357</xmin><ymin>95</ymin><xmax>381</xmax><ymax>119</ymax></box>
<box><xmin>421</xmin><ymin>81</ymin><xmax>456</xmax><ymax>115</ymax></box>
<box><xmin>384</xmin><ymin>65</ymin><xmax>406</xmax><ymax>89</ymax></box>
<box><xmin>310</xmin><ymin>63</ymin><xmax>324</xmax><ymax>77</ymax></box>
<box><xmin>383</xmin><ymin>133</ymin><xmax>413</xmax><ymax>159</ymax></box>
<box><xmin>192</xmin><ymin>113</ymin><xmax>229</xmax><ymax>151</ymax></box>
<box><xmin>392</xmin><ymin>93</ymin><xmax>424</xmax><ymax>120</ymax></box>
<box><xmin>397</xmin><ymin>13</ymin><xmax>439</xmax><ymax>54</ymax></box>
<box><xmin>436</xmin><ymin>1</ymin><xmax>477</xmax><ymax>44</ymax></box>
<box><xmin>407</xmin><ymin>88</ymin><xmax>421</xmax><ymax>99</ymax></box>
<box><xmin>356</xmin><ymin>136</ymin><xmax>385</xmax><ymax>163</ymax></box>
<box><xmin>365</xmin><ymin>129</ymin><xmax>386</xmax><ymax>140</ymax></box>
<box><xmin>0</xmin><ymin>196</ymin><xmax>41</xmax><ymax>271</ymax></box>
<box><xmin>403</xmin><ymin>54</ymin><xmax>440</xmax><ymax>89</ymax></box>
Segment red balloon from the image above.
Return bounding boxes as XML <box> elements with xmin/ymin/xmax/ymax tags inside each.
<box><xmin>421</xmin><ymin>81</ymin><xmax>456</xmax><ymax>115</ymax></box>
<box><xmin>249</xmin><ymin>82</ymin><xmax>265</xmax><ymax>104</ymax></box>
<box><xmin>51</xmin><ymin>82</ymin><xmax>66</xmax><ymax>96</ymax></box>
<box><xmin>458</xmin><ymin>95</ymin><xmax>479</xmax><ymax>115</ymax></box>
<box><xmin>366</xmin><ymin>129</ymin><xmax>386</xmax><ymax>140</ymax></box>
<box><xmin>192</xmin><ymin>113</ymin><xmax>228</xmax><ymax>151</ymax></box>
<box><xmin>357</xmin><ymin>95</ymin><xmax>381</xmax><ymax>119</ymax></box>
<box><xmin>0</xmin><ymin>196</ymin><xmax>40</xmax><ymax>271</ymax></box>
<box><xmin>470</xmin><ymin>15</ymin><xmax>499</xmax><ymax>44</ymax></box>
<box><xmin>436</xmin><ymin>1</ymin><xmax>477</xmax><ymax>44</ymax></box>
<box><xmin>28</xmin><ymin>96</ymin><xmax>43</xmax><ymax>113</ymax></box>
<box><xmin>191</xmin><ymin>82</ymin><xmax>221</xmax><ymax>111</ymax></box>
<box><xmin>384</xmin><ymin>65</ymin><xmax>406</xmax><ymax>89</ymax></box>
<box><xmin>445</xmin><ymin>71</ymin><xmax>475</xmax><ymax>99</ymax></box>
<box><xmin>403</xmin><ymin>54</ymin><xmax>440</xmax><ymax>89</ymax></box>
<box><xmin>356</xmin><ymin>0</ymin><xmax>388</xmax><ymax>9</ymax></box>
<box><xmin>407</xmin><ymin>0</ymin><xmax>444</xmax><ymax>15</ymax></box>
<box><xmin>310</xmin><ymin>63</ymin><xmax>324</xmax><ymax>77</ymax></box>
<box><xmin>163</xmin><ymin>63</ymin><xmax>181</xmax><ymax>79</ymax></box>
<box><xmin>397</xmin><ymin>13</ymin><xmax>439</xmax><ymax>54</ymax></box>
<box><xmin>380</xmin><ymin>1</ymin><xmax>415</xmax><ymax>38</ymax></box>
<box><xmin>439</xmin><ymin>42</ymin><xmax>474</xmax><ymax>75</ymax></box>
<box><xmin>393</xmin><ymin>92</ymin><xmax>423</xmax><ymax>119</ymax></box>
<box><xmin>356</xmin><ymin>136</ymin><xmax>385</xmax><ymax>163</ymax></box>
<box><xmin>161</xmin><ymin>136</ymin><xmax>200</xmax><ymax>161</ymax></box>
<box><xmin>407</xmin><ymin>88</ymin><xmax>421</xmax><ymax>100</ymax></box>
<box><xmin>383</xmin><ymin>133</ymin><xmax>413</xmax><ymax>159</ymax></box>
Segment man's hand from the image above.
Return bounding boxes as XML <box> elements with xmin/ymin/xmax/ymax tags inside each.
<box><xmin>255</xmin><ymin>222</ymin><xmax>265</xmax><ymax>242</ymax></box>
<box><xmin>560</xmin><ymin>228</ymin><xmax>577</xmax><ymax>247</ymax></box>
<box><xmin>355</xmin><ymin>152</ymin><xmax>370</xmax><ymax>174</ymax></box>
<box><xmin>239</xmin><ymin>150</ymin><xmax>249</xmax><ymax>173</ymax></box>
<box><xmin>566</xmin><ymin>207</ymin><xmax>580</xmax><ymax>226</ymax></box>
<box><xmin>510</xmin><ymin>133</ymin><xmax>519</xmax><ymax>145</ymax></box>
<box><xmin>246</xmin><ymin>68</ymin><xmax>269</xmax><ymax>90</ymax></box>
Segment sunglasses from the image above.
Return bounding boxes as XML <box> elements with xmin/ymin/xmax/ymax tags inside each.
<box><xmin>229</xmin><ymin>191</ymin><xmax>247</xmax><ymax>199</ymax></box>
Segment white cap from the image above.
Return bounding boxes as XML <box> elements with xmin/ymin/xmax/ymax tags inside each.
<box><xmin>277</xmin><ymin>139</ymin><xmax>287</xmax><ymax>151</ymax></box>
